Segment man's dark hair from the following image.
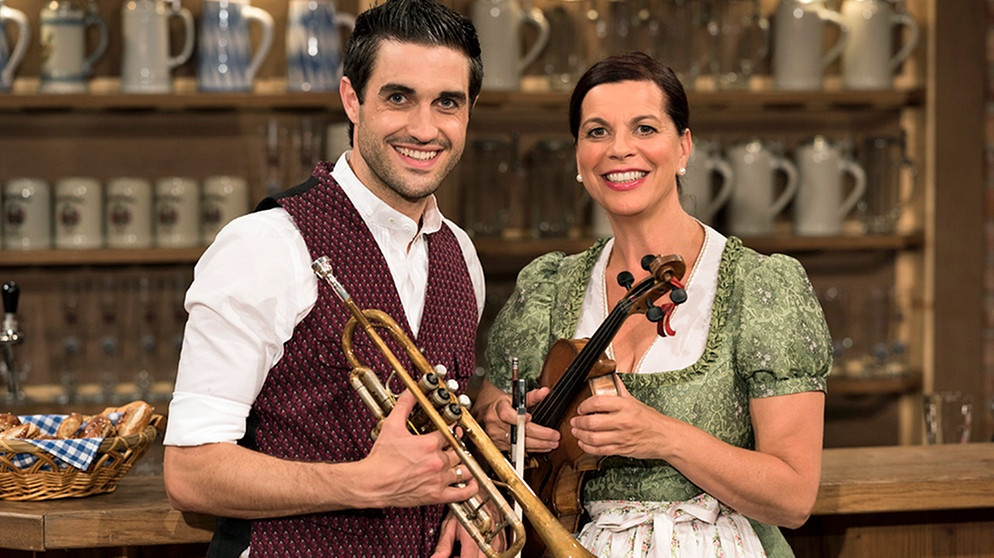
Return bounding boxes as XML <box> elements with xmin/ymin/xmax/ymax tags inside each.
<box><xmin>342</xmin><ymin>0</ymin><xmax>484</xmax><ymax>143</ymax></box>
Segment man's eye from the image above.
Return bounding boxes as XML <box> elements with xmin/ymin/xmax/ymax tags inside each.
<box><xmin>388</xmin><ymin>93</ymin><xmax>406</xmax><ymax>103</ymax></box>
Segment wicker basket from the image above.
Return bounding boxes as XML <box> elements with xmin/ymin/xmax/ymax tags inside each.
<box><xmin>0</xmin><ymin>414</ymin><xmax>165</xmax><ymax>501</ymax></box>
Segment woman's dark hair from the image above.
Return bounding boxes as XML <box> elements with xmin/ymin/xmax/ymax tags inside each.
<box><xmin>568</xmin><ymin>52</ymin><xmax>689</xmax><ymax>141</ymax></box>
<box><xmin>343</xmin><ymin>0</ymin><xmax>484</xmax><ymax>106</ymax></box>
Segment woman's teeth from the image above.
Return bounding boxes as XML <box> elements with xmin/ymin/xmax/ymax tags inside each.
<box><xmin>396</xmin><ymin>146</ymin><xmax>438</xmax><ymax>161</ymax></box>
<box><xmin>605</xmin><ymin>171</ymin><xmax>647</xmax><ymax>183</ymax></box>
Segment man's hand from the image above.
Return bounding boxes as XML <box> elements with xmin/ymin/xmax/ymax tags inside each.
<box><xmin>362</xmin><ymin>389</ymin><xmax>479</xmax><ymax>508</ymax></box>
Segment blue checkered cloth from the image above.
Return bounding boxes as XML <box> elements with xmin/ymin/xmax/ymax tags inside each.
<box><xmin>7</xmin><ymin>413</ymin><xmax>122</xmax><ymax>471</ymax></box>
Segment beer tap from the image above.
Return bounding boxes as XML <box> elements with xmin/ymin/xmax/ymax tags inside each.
<box><xmin>0</xmin><ymin>281</ymin><xmax>25</xmax><ymax>402</ymax></box>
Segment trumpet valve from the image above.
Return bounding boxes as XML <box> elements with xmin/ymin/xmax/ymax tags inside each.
<box><xmin>433</xmin><ymin>363</ymin><xmax>448</xmax><ymax>378</ymax></box>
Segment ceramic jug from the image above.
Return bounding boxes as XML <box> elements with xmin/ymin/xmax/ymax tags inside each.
<box><xmin>197</xmin><ymin>0</ymin><xmax>274</xmax><ymax>92</ymax></box>
<box><xmin>0</xmin><ymin>0</ymin><xmax>29</xmax><ymax>92</ymax></box>
<box><xmin>472</xmin><ymin>0</ymin><xmax>549</xmax><ymax>91</ymax></box>
<box><xmin>285</xmin><ymin>0</ymin><xmax>355</xmax><ymax>93</ymax></box>
<box><xmin>121</xmin><ymin>0</ymin><xmax>194</xmax><ymax>93</ymax></box>
<box><xmin>793</xmin><ymin>136</ymin><xmax>867</xmax><ymax>235</ymax></box>
<box><xmin>840</xmin><ymin>0</ymin><xmax>919</xmax><ymax>89</ymax></box>
<box><xmin>681</xmin><ymin>138</ymin><xmax>734</xmax><ymax>226</ymax></box>
<box><xmin>726</xmin><ymin>138</ymin><xmax>798</xmax><ymax>236</ymax></box>
<box><xmin>772</xmin><ymin>0</ymin><xmax>848</xmax><ymax>90</ymax></box>
<box><xmin>39</xmin><ymin>0</ymin><xmax>109</xmax><ymax>93</ymax></box>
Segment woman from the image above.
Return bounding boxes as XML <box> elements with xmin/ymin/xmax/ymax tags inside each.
<box><xmin>472</xmin><ymin>52</ymin><xmax>832</xmax><ymax>557</ymax></box>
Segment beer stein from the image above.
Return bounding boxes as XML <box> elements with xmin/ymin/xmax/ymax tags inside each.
<box><xmin>857</xmin><ymin>134</ymin><xmax>916</xmax><ymax>234</ymax></box>
<box><xmin>54</xmin><ymin>177</ymin><xmax>104</xmax><ymax>249</ymax></box>
<box><xmin>709</xmin><ymin>0</ymin><xmax>769</xmax><ymax>90</ymax></box>
<box><xmin>0</xmin><ymin>0</ymin><xmax>29</xmax><ymax>92</ymax></box>
<box><xmin>772</xmin><ymin>0</ymin><xmax>848</xmax><ymax>90</ymax></box>
<box><xmin>656</xmin><ymin>0</ymin><xmax>709</xmax><ymax>89</ymax></box>
<box><xmin>121</xmin><ymin>0</ymin><xmax>195</xmax><ymax>93</ymax></box>
<box><xmin>286</xmin><ymin>0</ymin><xmax>355</xmax><ymax>93</ymax></box>
<box><xmin>39</xmin><ymin>0</ymin><xmax>109</xmax><ymax>94</ymax></box>
<box><xmin>3</xmin><ymin>178</ymin><xmax>51</xmax><ymax>250</ymax></box>
<box><xmin>197</xmin><ymin>0</ymin><xmax>274</xmax><ymax>92</ymax></box>
<box><xmin>726</xmin><ymin>139</ymin><xmax>798</xmax><ymax>236</ymax></box>
<box><xmin>793</xmin><ymin>136</ymin><xmax>867</xmax><ymax>236</ymax></box>
<box><xmin>201</xmin><ymin>175</ymin><xmax>249</xmax><ymax>243</ymax></box>
<box><xmin>840</xmin><ymin>0</ymin><xmax>919</xmax><ymax>90</ymax></box>
<box><xmin>472</xmin><ymin>0</ymin><xmax>549</xmax><ymax>91</ymax></box>
<box><xmin>106</xmin><ymin>177</ymin><xmax>153</xmax><ymax>248</ymax></box>
<box><xmin>681</xmin><ymin>138</ymin><xmax>734</xmax><ymax>226</ymax></box>
<box><xmin>155</xmin><ymin>176</ymin><xmax>201</xmax><ymax>247</ymax></box>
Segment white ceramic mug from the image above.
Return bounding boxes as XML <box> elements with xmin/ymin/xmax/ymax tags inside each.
<box><xmin>3</xmin><ymin>177</ymin><xmax>51</xmax><ymax>250</ymax></box>
<box><xmin>840</xmin><ymin>0</ymin><xmax>919</xmax><ymax>90</ymax></box>
<box><xmin>472</xmin><ymin>0</ymin><xmax>549</xmax><ymax>91</ymax></box>
<box><xmin>285</xmin><ymin>0</ymin><xmax>355</xmax><ymax>93</ymax></box>
<box><xmin>155</xmin><ymin>176</ymin><xmax>200</xmax><ymax>247</ymax></box>
<box><xmin>39</xmin><ymin>0</ymin><xmax>108</xmax><ymax>93</ymax></box>
<box><xmin>106</xmin><ymin>177</ymin><xmax>153</xmax><ymax>248</ymax></box>
<box><xmin>121</xmin><ymin>0</ymin><xmax>195</xmax><ymax>94</ymax></box>
<box><xmin>0</xmin><ymin>1</ymin><xmax>30</xmax><ymax>92</ymax></box>
<box><xmin>772</xmin><ymin>0</ymin><xmax>849</xmax><ymax>90</ymax></box>
<box><xmin>197</xmin><ymin>0</ymin><xmax>274</xmax><ymax>92</ymax></box>
<box><xmin>726</xmin><ymin>139</ymin><xmax>798</xmax><ymax>236</ymax></box>
<box><xmin>793</xmin><ymin>136</ymin><xmax>867</xmax><ymax>236</ymax></box>
<box><xmin>201</xmin><ymin>175</ymin><xmax>249</xmax><ymax>243</ymax></box>
<box><xmin>54</xmin><ymin>177</ymin><xmax>103</xmax><ymax>249</ymax></box>
<box><xmin>682</xmin><ymin>138</ymin><xmax>734</xmax><ymax>226</ymax></box>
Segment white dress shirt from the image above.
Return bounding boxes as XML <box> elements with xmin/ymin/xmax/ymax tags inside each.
<box><xmin>164</xmin><ymin>153</ymin><xmax>485</xmax><ymax>447</ymax></box>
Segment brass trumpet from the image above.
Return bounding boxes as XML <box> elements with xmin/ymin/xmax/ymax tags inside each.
<box><xmin>312</xmin><ymin>257</ymin><xmax>593</xmax><ymax>558</ymax></box>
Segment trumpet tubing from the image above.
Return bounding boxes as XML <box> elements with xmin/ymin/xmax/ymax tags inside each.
<box><xmin>312</xmin><ymin>257</ymin><xmax>592</xmax><ymax>558</ymax></box>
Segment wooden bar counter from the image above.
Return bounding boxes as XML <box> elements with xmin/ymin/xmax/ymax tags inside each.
<box><xmin>0</xmin><ymin>444</ymin><xmax>992</xmax><ymax>556</ymax></box>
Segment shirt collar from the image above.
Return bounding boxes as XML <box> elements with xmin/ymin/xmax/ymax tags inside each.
<box><xmin>331</xmin><ymin>151</ymin><xmax>443</xmax><ymax>237</ymax></box>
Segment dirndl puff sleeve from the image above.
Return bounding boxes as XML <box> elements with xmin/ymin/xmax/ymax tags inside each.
<box><xmin>485</xmin><ymin>251</ymin><xmax>567</xmax><ymax>392</ymax></box>
<box><xmin>734</xmin><ymin>253</ymin><xmax>833</xmax><ymax>399</ymax></box>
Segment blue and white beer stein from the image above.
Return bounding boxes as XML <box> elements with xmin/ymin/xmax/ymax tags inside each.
<box><xmin>0</xmin><ymin>0</ymin><xmax>29</xmax><ymax>92</ymax></box>
<box><xmin>285</xmin><ymin>0</ymin><xmax>355</xmax><ymax>92</ymax></box>
<box><xmin>39</xmin><ymin>0</ymin><xmax>109</xmax><ymax>93</ymax></box>
<box><xmin>197</xmin><ymin>0</ymin><xmax>274</xmax><ymax>92</ymax></box>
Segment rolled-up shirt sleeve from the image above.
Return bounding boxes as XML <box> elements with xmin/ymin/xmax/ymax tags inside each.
<box><xmin>163</xmin><ymin>209</ymin><xmax>316</xmax><ymax>447</ymax></box>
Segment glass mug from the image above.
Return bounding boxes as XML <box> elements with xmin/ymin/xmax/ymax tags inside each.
<box><xmin>857</xmin><ymin>134</ymin><xmax>916</xmax><ymax>234</ymax></box>
<box><xmin>708</xmin><ymin>0</ymin><xmax>769</xmax><ymax>90</ymax></box>
<box><xmin>543</xmin><ymin>0</ymin><xmax>594</xmax><ymax>92</ymax></box>
<box><xmin>463</xmin><ymin>137</ymin><xmax>513</xmax><ymax>238</ymax></box>
<box><xmin>526</xmin><ymin>138</ymin><xmax>585</xmax><ymax>238</ymax></box>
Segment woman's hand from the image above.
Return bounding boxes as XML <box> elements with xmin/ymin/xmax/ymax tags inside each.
<box><xmin>570</xmin><ymin>379</ymin><xmax>668</xmax><ymax>459</ymax></box>
<box><xmin>473</xmin><ymin>379</ymin><xmax>560</xmax><ymax>453</ymax></box>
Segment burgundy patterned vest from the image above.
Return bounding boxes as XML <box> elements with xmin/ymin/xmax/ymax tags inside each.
<box><xmin>223</xmin><ymin>164</ymin><xmax>477</xmax><ymax>558</ymax></box>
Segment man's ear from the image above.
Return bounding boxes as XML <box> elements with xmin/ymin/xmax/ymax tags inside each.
<box><xmin>340</xmin><ymin>76</ymin><xmax>360</xmax><ymax>125</ymax></box>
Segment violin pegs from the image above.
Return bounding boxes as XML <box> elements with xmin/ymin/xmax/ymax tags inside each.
<box><xmin>640</xmin><ymin>254</ymin><xmax>655</xmax><ymax>271</ymax></box>
<box><xmin>670</xmin><ymin>287</ymin><xmax>688</xmax><ymax>305</ymax></box>
<box><xmin>617</xmin><ymin>271</ymin><xmax>635</xmax><ymax>289</ymax></box>
<box><xmin>646</xmin><ymin>305</ymin><xmax>665</xmax><ymax>323</ymax></box>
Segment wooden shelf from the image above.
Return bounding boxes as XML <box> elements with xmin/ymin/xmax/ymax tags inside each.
<box><xmin>0</xmin><ymin>77</ymin><xmax>924</xmax><ymax>114</ymax></box>
<box><xmin>828</xmin><ymin>371</ymin><xmax>923</xmax><ymax>397</ymax></box>
<box><xmin>0</xmin><ymin>247</ymin><xmax>205</xmax><ymax>267</ymax></box>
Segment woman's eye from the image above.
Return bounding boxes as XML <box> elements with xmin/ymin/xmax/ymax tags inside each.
<box><xmin>636</xmin><ymin>125</ymin><xmax>657</xmax><ymax>135</ymax></box>
<box><xmin>586</xmin><ymin>127</ymin><xmax>607</xmax><ymax>138</ymax></box>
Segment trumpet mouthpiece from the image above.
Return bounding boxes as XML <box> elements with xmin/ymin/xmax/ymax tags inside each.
<box><xmin>311</xmin><ymin>257</ymin><xmax>352</xmax><ymax>302</ymax></box>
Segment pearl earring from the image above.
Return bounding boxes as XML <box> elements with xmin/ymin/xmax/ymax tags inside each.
<box><xmin>678</xmin><ymin>167</ymin><xmax>687</xmax><ymax>176</ymax></box>
<box><xmin>576</xmin><ymin>173</ymin><xmax>583</xmax><ymax>183</ymax></box>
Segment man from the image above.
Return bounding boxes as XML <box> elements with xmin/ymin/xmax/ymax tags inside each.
<box><xmin>162</xmin><ymin>1</ymin><xmax>487</xmax><ymax>556</ymax></box>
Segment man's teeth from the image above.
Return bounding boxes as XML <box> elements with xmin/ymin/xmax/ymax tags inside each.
<box><xmin>396</xmin><ymin>146</ymin><xmax>438</xmax><ymax>161</ymax></box>
<box><xmin>605</xmin><ymin>171</ymin><xmax>647</xmax><ymax>183</ymax></box>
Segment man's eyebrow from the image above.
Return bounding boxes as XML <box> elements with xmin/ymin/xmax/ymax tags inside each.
<box><xmin>378</xmin><ymin>83</ymin><xmax>416</xmax><ymax>96</ymax></box>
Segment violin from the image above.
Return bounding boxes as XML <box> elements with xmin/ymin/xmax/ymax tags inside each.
<box><xmin>522</xmin><ymin>253</ymin><xmax>687</xmax><ymax>555</ymax></box>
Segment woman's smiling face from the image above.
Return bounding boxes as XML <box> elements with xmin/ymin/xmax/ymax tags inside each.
<box><xmin>575</xmin><ymin>79</ymin><xmax>691</xmax><ymax>220</ymax></box>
